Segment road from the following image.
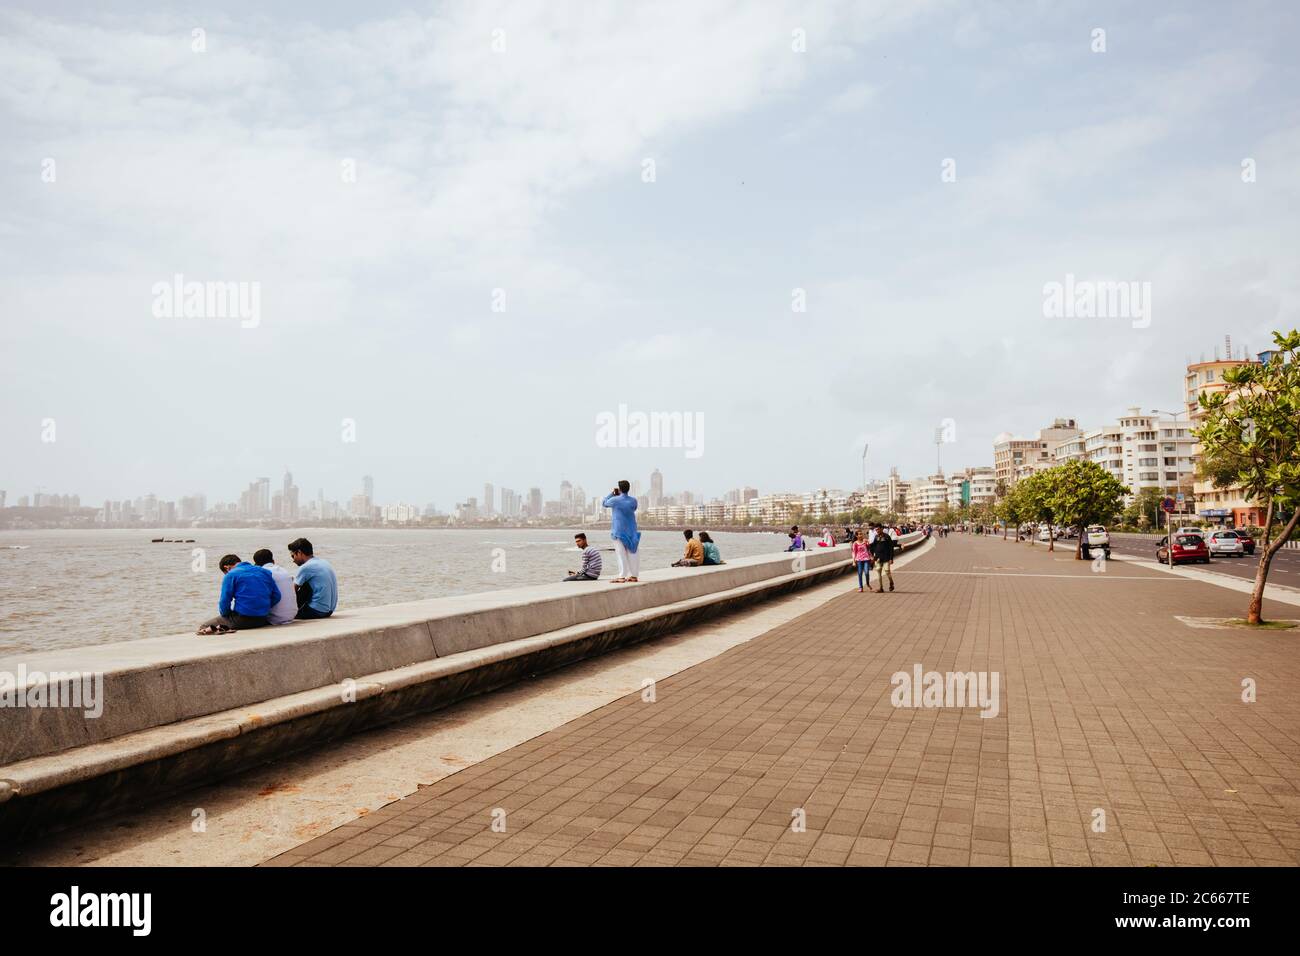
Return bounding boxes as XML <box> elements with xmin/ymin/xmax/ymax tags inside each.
<box><xmin>1107</xmin><ymin>532</ymin><xmax>1300</xmax><ymax>588</ymax></box>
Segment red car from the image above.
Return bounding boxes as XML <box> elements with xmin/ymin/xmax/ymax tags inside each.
<box><xmin>1156</xmin><ymin>533</ymin><xmax>1210</xmax><ymax>564</ymax></box>
<box><xmin>1228</xmin><ymin>529</ymin><xmax>1256</xmax><ymax>555</ymax></box>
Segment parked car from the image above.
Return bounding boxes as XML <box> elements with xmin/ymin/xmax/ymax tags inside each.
<box><xmin>1227</xmin><ymin>529</ymin><xmax>1256</xmax><ymax>555</ymax></box>
<box><xmin>1206</xmin><ymin>530</ymin><xmax>1246</xmax><ymax>557</ymax></box>
<box><xmin>1082</xmin><ymin>524</ymin><xmax>1111</xmax><ymax>559</ymax></box>
<box><xmin>1037</xmin><ymin>527</ymin><xmax>1053</xmax><ymax>542</ymax></box>
<box><xmin>1156</xmin><ymin>532</ymin><xmax>1210</xmax><ymax>564</ymax></box>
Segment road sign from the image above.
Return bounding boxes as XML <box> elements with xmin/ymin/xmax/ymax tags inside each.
<box><xmin>1176</xmin><ymin>493</ymin><xmax>1185</xmax><ymax>503</ymax></box>
<box><xmin>1161</xmin><ymin>497</ymin><xmax>1176</xmax><ymax>513</ymax></box>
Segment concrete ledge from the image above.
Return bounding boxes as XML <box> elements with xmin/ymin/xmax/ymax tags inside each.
<box><xmin>0</xmin><ymin>533</ymin><xmax>928</xmax><ymax>839</ymax></box>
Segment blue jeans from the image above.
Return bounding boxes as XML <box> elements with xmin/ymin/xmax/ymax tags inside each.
<box><xmin>856</xmin><ymin>560</ymin><xmax>872</xmax><ymax>588</ymax></box>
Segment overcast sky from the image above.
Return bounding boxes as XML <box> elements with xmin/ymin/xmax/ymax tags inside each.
<box><xmin>2</xmin><ymin>0</ymin><xmax>1298</xmax><ymax>508</ymax></box>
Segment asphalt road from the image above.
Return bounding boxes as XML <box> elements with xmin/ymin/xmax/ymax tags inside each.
<box><xmin>1107</xmin><ymin>531</ymin><xmax>1300</xmax><ymax>587</ymax></box>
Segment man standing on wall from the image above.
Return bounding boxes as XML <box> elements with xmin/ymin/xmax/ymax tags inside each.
<box><xmin>602</xmin><ymin>480</ymin><xmax>641</xmax><ymax>584</ymax></box>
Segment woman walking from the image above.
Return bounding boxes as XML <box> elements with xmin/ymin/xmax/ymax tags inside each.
<box><xmin>851</xmin><ymin>530</ymin><xmax>872</xmax><ymax>593</ymax></box>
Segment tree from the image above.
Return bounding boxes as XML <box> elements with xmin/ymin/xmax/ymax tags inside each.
<box><xmin>1041</xmin><ymin>460</ymin><xmax>1128</xmax><ymax>559</ymax></box>
<box><xmin>1195</xmin><ymin>330</ymin><xmax>1300</xmax><ymax>624</ymax></box>
<box><xmin>1015</xmin><ymin>472</ymin><xmax>1057</xmax><ymax>550</ymax></box>
<box><xmin>996</xmin><ymin>483</ymin><xmax>1028</xmax><ymax>540</ymax></box>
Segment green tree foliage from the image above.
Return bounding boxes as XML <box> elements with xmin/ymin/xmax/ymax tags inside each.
<box><xmin>1041</xmin><ymin>460</ymin><xmax>1129</xmax><ymax>558</ymax></box>
<box><xmin>1195</xmin><ymin>329</ymin><xmax>1300</xmax><ymax>624</ymax></box>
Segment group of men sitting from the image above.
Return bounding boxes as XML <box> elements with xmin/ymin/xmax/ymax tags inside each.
<box><xmin>196</xmin><ymin>537</ymin><xmax>338</xmax><ymax>635</ymax></box>
<box><xmin>562</xmin><ymin>529</ymin><xmax>723</xmax><ymax>581</ymax></box>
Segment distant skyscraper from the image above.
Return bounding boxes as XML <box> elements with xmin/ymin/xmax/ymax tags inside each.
<box><xmin>649</xmin><ymin>468</ymin><xmax>663</xmax><ymax>507</ymax></box>
<box><xmin>0</xmin><ymin>490</ymin><xmax>6</xmax><ymax>509</ymax></box>
<box><xmin>528</xmin><ymin>487</ymin><xmax>543</xmax><ymax>517</ymax></box>
<box><xmin>559</xmin><ymin>480</ymin><xmax>573</xmax><ymax>515</ymax></box>
<box><xmin>483</xmin><ymin>483</ymin><xmax>495</xmax><ymax>515</ymax></box>
<box><xmin>363</xmin><ymin>474</ymin><xmax>374</xmax><ymax>502</ymax></box>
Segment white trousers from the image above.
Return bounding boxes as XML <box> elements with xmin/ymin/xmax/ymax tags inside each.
<box><xmin>614</xmin><ymin>540</ymin><xmax>640</xmax><ymax>578</ymax></box>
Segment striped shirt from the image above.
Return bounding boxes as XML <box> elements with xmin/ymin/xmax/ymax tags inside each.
<box><xmin>578</xmin><ymin>546</ymin><xmax>603</xmax><ymax>578</ymax></box>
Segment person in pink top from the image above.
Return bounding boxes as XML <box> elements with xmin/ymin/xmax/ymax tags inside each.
<box><xmin>851</xmin><ymin>530</ymin><xmax>873</xmax><ymax>593</ymax></box>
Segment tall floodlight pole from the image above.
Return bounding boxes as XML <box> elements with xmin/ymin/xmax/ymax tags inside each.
<box><xmin>861</xmin><ymin>443</ymin><xmax>869</xmax><ymax>490</ymax></box>
<box><xmin>934</xmin><ymin>428</ymin><xmax>944</xmax><ymax>474</ymax></box>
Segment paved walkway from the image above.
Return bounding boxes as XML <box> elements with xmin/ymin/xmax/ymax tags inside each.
<box><xmin>263</xmin><ymin>536</ymin><xmax>1300</xmax><ymax>867</ymax></box>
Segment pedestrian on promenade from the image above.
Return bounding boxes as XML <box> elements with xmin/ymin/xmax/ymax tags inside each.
<box><xmin>288</xmin><ymin>537</ymin><xmax>338</xmax><ymax>619</ymax></box>
<box><xmin>672</xmin><ymin>529</ymin><xmax>704</xmax><ymax>567</ymax></box>
<box><xmin>254</xmin><ymin>548</ymin><xmax>298</xmax><ymax>625</ymax></box>
<box><xmin>602</xmin><ymin>480</ymin><xmax>641</xmax><ymax>583</ymax></box>
<box><xmin>564</xmin><ymin>532</ymin><xmax>602</xmax><ymax>581</ymax></box>
<box><xmin>699</xmin><ymin>532</ymin><xmax>724</xmax><ymax>565</ymax></box>
<box><xmin>820</xmin><ymin>526</ymin><xmax>836</xmax><ymax>547</ymax></box>
<box><xmin>870</xmin><ymin>524</ymin><xmax>896</xmax><ymax>592</ymax></box>
<box><xmin>196</xmin><ymin>553</ymin><xmax>280</xmax><ymax>634</ymax></box>
<box><xmin>786</xmin><ymin>526</ymin><xmax>805</xmax><ymax>551</ymax></box>
<box><xmin>851</xmin><ymin>530</ymin><xmax>872</xmax><ymax>592</ymax></box>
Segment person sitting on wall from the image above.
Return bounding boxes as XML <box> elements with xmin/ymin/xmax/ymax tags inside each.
<box><xmin>196</xmin><ymin>553</ymin><xmax>280</xmax><ymax>635</ymax></box>
<box><xmin>564</xmin><ymin>532</ymin><xmax>603</xmax><ymax>581</ymax></box>
<box><xmin>672</xmin><ymin>529</ymin><xmax>704</xmax><ymax>567</ymax></box>
<box><xmin>785</xmin><ymin>526</ymin><xmax>805</xmax><ymax>551</ymax></box>
<box><xmin>699</xmin><ymin>531</ymin><xmax>724</xmax><ymax>566</ymax></box>
<box><xmin>288</xmin><ymin>537</ymin><xmax>338</xmax><ymax>620</ymax></box>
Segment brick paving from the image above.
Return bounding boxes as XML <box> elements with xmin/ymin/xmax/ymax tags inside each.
<box><xmin>263</xmin><ymin>536</ymin><xmax>1300</xmax><ymax>867</ymax></box>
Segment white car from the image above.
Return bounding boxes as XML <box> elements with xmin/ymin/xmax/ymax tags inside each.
<box><xmin>1037</xmin><ymin>527</ymin><xmax>1053</xmax><ymax>542</ymax></box>
<box><xmin>1206</xmin><ymin>530</ymin><xmax>1245</xmax><ymax>557</ymax></box>
<box><xmin>1083</xmin><ymin>525</ymin><xmax>1111</xmax><ymax>559</ymax></box>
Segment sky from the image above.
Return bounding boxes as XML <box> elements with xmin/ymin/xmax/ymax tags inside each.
<box><xmin>2</xmin><ymin>0</ymin><xmax>1298</xmax><ymax>509</ymax></box>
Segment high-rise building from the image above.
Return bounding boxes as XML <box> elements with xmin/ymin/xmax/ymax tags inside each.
<box><xmin>282</xmin><ymin>470</ymin><xmax>299</xmax><ymax>520</ymax></box>
<box><xmin>528</xmin><ymin>487</ymin><xmax>543</xmax><ymax>517</ymax></box>
<box><xmin>0</xmin><ymin>491</ymin><xmax>6</xmax><ymax>509</ymax></box>
<box><xmin>1053</xmin><ymin>407</ymin><xmax>1195</xmax><ymax>505</ymax></box>
<box><xmin>483</xmin><ymin>483</ymin><xmax>495</xmax><ymax>515</ymax></box>
<box><xmin>649</xmin><ymin>468</ymin><xmax>664</xmax><ymax>508</ymax></box>
<box><xmin>1186</xmin><ymin>344</ymin><xmax>1265</xmax><ymax>526</ymax></box>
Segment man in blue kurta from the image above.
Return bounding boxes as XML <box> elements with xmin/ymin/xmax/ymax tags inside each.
<box><xmin>601</xmin><ymin>480</ymin><xmax>641</xmax><ymax>583</ymax></box>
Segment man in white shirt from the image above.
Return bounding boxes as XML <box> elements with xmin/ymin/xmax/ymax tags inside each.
<box><xmin>254</xmin><ymin>548</ymin><xmax>298</xmax><ymax>625</ymax></box>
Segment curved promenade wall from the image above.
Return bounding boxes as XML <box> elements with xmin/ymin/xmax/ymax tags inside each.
<box><xmin>0</xmin><ymin>533</ymin><xmax>927</xmax><ymax>839</ymax></box>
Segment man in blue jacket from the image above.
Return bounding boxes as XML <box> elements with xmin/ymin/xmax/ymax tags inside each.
<box><xmin>196</xmin><ymin>553</ymin><xmax>281</xmax><ymax>634</ymax></box>
<box><xmin>601</xmin><ymin>480</ymin><xmax>641</xmax><ymax>583</ymax></box>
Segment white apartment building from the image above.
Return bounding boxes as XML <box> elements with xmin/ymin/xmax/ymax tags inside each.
<box><xmin>946</xmin><ymin>466</ymin><xmax>997</xmax><ymax>510</ymax></box>
<box><xmin>905</xmin><ymin>474</ymin><xmax>950</xmax><ymax>521</ymax></box>
<box><xmin>1053</xmin><ymin>406</ymin><xmax>1194</xmax><ymax>503</ymax></box>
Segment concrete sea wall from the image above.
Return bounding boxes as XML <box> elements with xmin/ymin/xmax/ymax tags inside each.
<box><xmin>0</xmin><ymin>533</ymin><xmax>927</xmax><ymax>840</ymax></box>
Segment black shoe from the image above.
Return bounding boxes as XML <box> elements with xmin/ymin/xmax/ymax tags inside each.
<box><xmin>889</xmin><ymin>583</ymin><xmax>895</xmax><ymax>591</ymax></box>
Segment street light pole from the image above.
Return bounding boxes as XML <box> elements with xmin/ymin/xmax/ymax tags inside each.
<box><xmin>1152</xmin><ymin>408</ymin><xmax>1190</xmax><ymax>521</ymax></box>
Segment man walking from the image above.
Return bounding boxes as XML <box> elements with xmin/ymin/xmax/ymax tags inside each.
<box><xmin>869</xmin><ymin>523</ymin><xmax>896</xmax><ymax>592</ymax></box>
<box><xmin>602</xmin><ymin>480</ymin><xmax>641</xmax><ymax>583</ymax></box>
<box><xmin>288</xmin><ymin>537</ymin><xmax>338</xmax><ymax>619</ymax></box>
<box><xmin>564</xmin><ymin>532</ymin><xmax>603</xmax><ymax>581</ymax></box>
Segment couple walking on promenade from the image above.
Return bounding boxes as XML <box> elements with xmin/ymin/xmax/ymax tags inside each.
<box><xmin>196</xmin><ymin>537</ymin><xmax>338</xmax><ymax>634</ymax></box>
<box><xmin>851</xmin><ymin>525</ymin><xmax>897</xmax><ymax>593</ymax></box>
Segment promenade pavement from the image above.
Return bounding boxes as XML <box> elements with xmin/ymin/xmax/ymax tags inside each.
<box><xmin>263</xmin><ymin>535</ymin><xmax>1300</xmax><ymax>867</ymax></box>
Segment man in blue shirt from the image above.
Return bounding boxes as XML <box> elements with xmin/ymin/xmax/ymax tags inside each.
<box><xmin>288</xmin><ymin>537</ymin><xmax>338</xmax><ymax>619</ymax></box>
<box><xmin>196</xmin><ymin>553</ymin><xmax>280</xmax><ymax>634</ymax></box>
<box><xmin>601</xmin><ymin>480</ymin><xmax>641</xmax><ymax>583</ymax></box>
